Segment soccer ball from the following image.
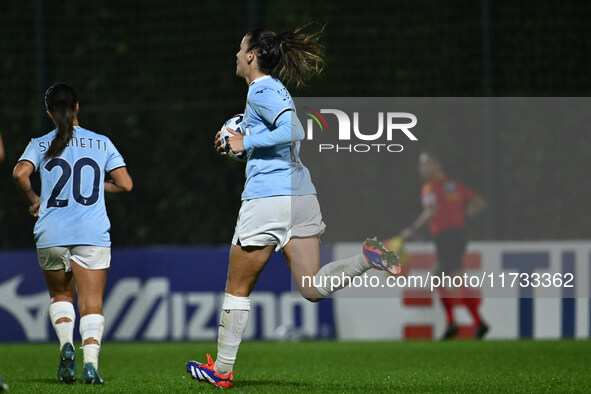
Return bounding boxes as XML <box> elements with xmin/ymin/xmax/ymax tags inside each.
<box><xmin>219</xmin><ymin>114</ymin><xmax>247</xmax><ymax>162</ymax></box>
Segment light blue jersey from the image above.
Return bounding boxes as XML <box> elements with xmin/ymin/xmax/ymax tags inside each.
<box><xmin>241</xmin><ymin>75</ymin><xmax>316</xmax><ymax>200</ymax></box>
<box><xmin>18</xmin><ymin>126</ymin><xmax>126</xmax><ymax>248</ymax></box>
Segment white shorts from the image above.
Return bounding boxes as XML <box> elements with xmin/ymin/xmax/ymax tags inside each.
<box><xmin>232</xmin><ymin>195</ymin><xmax>326</xmax><ymax>252</ymax></box>
<box><xmin>37</xmin><ymin>246</ymin><xmax>111</xmax><ymax>271</ymax></box>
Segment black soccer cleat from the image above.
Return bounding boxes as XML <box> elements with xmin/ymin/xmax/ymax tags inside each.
<box><xmin>474</xmin><ymin>322</ymin><xmax>490</xmax><ymax>339</ymax></box>
<box><xmin>442</xmin><ymin>323</ymin><xmax>458</xmax><ymax>340</ymax></box>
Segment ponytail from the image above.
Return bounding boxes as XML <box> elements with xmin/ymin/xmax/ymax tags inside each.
<box><xmin>44</xmin><ymin>83</ymin><xmax>78</xmax><ymax>159</ymax></box>
<box><xmin>276</xmin><ymin>25</ymin><xmax>325</xmax><ymax>88</ymax></box>
<box><xmin>246</xmin><ymin>24</ymin><xmax>326</xmax><ymax>88</ymax></box>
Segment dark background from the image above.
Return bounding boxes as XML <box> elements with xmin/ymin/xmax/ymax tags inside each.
<box><xmin>1</xmin><ymin>0</ymin><xmax>589</xmax><ymax>248</ymax></box>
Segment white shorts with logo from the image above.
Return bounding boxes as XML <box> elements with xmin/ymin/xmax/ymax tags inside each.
<box><xmin>37</xmin><ymin>245</ymin><xmax>111</xmax><ymax>271</ymax></box>
<box><xmin>232</xmin><ymin>195</ymin><xmax>326</xmax><ymax>252</ymax></box>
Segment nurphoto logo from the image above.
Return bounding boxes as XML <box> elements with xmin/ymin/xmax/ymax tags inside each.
<box><xmin>303</xmin><ymin>107</ymin><xmax>418</xmax><ymax>153</ymax></box>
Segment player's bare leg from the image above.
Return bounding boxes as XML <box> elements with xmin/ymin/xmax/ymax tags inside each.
<box><xmin>285</xmin><ymin>236</ymin><xmax>400</xmax><ymax>299</ymax></box>
<box><xmin>218</xmin><ymin>245</ymin><xmax>274</xmax><ymax>372</ymax></box>
<box><xmin>71</xmin><ymin>262</ymin><xmax>107</xmax><ymax>384</ymax></box>
<box><xmin>43</xmin><ymin>269</ymin><xmax>76</xmax><ymax>304</ymax></box>
<box><xmin>43</xmin><ymin>269</ymin><xmax>77</xmax><ymax>383</ymax></box>
<box><xmin>187</xmin><ymin>244</ymin><xmax>274</xmax><ymax>388</ymax></box>
<box><xmin>225</xmin><ymin>245</ymin><xmax>274</xmax><ymax>297</ymax></box>
<box><xmin>282</xmin><ymin>236</ymin><xmax>323</xmax><ymax>301</ymax></box>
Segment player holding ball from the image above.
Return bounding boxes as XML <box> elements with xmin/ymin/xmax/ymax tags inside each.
<box><xmin>185</xmin><ymin>25</ymin><xmax>401</xmax><ymax>389</ymax></box>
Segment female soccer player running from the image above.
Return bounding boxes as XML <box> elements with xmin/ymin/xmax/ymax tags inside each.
<box><xmin>13</xmin><ymin>83</ymin><xmax>132</xmax><ymax>385</ymax></box>
<box><xmin>185</xmin><ymin>27</ymin><xmax>401</xmax><ymax>389</ymax></box>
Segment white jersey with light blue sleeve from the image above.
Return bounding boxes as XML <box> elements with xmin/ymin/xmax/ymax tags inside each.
<box><xmin>18</xmin><ymin>126</ymin><xmax>126</xmax><ymax>248</ymax></box>
<box><xmin>240</xmin><ymin>75</ymin><xmax>316</xmax><ymax>200</ymax></box>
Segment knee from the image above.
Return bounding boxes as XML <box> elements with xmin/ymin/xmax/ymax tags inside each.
<box><xmin>299</xmin><ymin>286</ymin><xmax>323</xmax><ymax>302</ymax></box>
<box><xmin>78</xmin><ymin>300</ymin><xmax>103</xmax><ymax>316</ymax></box>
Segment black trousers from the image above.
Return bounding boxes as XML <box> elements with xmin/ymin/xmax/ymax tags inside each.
<box><xmin>434</xmin><ymin>228</ymin><xmax>467</xmax><ymax>275</ymax></box>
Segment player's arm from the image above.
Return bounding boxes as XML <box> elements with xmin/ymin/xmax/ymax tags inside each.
<box><xmin>0</xmin><ymin>133</ymin><xmax>5</xmax><ymax>164</ymax></box>
<box><xmin>466</xmin><ymin>194</ymin><xmax>486</xmax><ymax>218</ymax></box>
<box><xmin>105</xmin><ymin>167</ymin><xmax>133</xmax><ymax>193</ymax></box>
<box><xmin>400</xmin><ymin>185</ymin><xmax>437</xmax><ymax>240</ymax></box>
<box><xmin>13</xmin><ymin>160</ymin><xmax>40</xmax><ymax>217</ymax></box>
<box><xmin>400</xmin><ymin>203</ymin><xmax>437</xmax><ymax>240</ymax></box>
<box><xmin>228</xmin><ymin>88</ymin><xmax>302</xmax><ymax>153</ymax></box>
<box><xmin>458</xmin><ymin>181</ymin><xmax>486</xmax><ymax>218</ymax></box>
<box><xmin>239</xmin><ymin>110</ymin><xmax>304</xmax><ymax>152</ymax></box>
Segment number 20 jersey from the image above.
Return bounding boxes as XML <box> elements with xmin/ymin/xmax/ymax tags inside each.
<box><xmin>18</xmin><ymin>126</ymin><xmax>126</xmax><ymax>248</ymax></box>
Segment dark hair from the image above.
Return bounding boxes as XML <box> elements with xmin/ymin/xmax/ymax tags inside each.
<box><xmin>44</xmin><ymin>82</ymin><xmax>78</xmax><ymax>159</ymax></box>
<box><xmin>246</xmin><ymin>24</ymin><xmax>326</xmax><ymax>88</ymax></box>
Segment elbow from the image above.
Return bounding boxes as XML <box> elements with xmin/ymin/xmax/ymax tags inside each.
<box><xmin>480</xmin><ymin>198</ymin><xmax>487</xmax><ymax>210</ymax></box>
<box><xmin>13</xmin><ymin>167</ymin><xmax>26</xmax><ymax>186</ymax></box>
<box><xmin>122</xmin><ymin>178</ymin><xmax>133</xmax><ymax>192</ymax></box>
<box><xmin>289</xmin><ymin>117</ymin><xmax>306</xmax><ymax>141</ymax></box>
<box><xmin>13</xmin><ymin>161</ymin><xmax>34</xmax><ymax>185</ymax></box>
<box><xmin>475</xmin><ymin>196</ymin><xmax>487</xmax><ymax>212</ymax></box>
<box><xmin>292</xmin><ymin>124</ymin><xmax>305</xmax><ymax>141</ymax></box>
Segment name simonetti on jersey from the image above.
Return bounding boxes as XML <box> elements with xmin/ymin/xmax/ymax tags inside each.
<box><xmin>37</xmin><ymin>136</ymin><xmax>109</xmax><ymax>153</ymax></box>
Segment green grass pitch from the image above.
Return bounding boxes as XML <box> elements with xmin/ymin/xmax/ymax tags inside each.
<box><xmin>1</xmin><ymin>340</ymin><xmax>590</xmax><ymax>392</ymax></box>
